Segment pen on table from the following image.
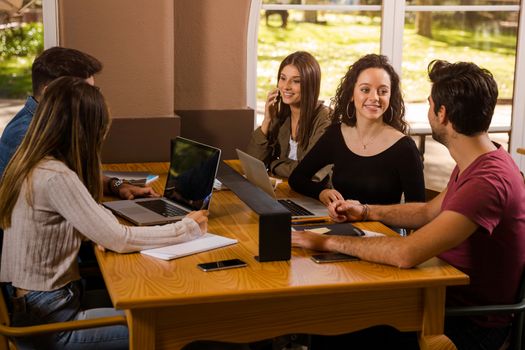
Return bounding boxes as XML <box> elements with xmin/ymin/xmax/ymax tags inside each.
<box><xmin>291</xmin><ymin>217</ymin><xmax>331</xmax><ymax>225</ymax></box>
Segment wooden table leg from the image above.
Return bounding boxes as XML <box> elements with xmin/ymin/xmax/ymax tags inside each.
<box><xmin>418</xmin><ymin>287</ymin><xmax>456</xmax><ymax>350</ymax></box>
<box><xmin>127</xmin><ymin>309</ymin><xmax>156</xmax><ymax>350</ymax></box>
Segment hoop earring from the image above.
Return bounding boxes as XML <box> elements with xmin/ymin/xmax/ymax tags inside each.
<box><xmin>346</xmin><ymin>103</ymin><xmax>355</xmax><ymax>120</ymax></box>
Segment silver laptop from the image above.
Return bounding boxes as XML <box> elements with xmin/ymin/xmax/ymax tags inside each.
<box><xmin>236</xmin><ymin>149</ymin><xmax>327</xmax><ymax>219</ymax></box>
<box><xmin>103</xmin><ymin>137</ymin><xmax>221</xmax><ymax>226</ymax></box>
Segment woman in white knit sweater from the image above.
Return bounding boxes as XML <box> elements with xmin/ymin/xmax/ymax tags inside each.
<box><xmin>0</xmin><ymin>76</ymin><xmax>208</xmax><ymax>350</ymax></box>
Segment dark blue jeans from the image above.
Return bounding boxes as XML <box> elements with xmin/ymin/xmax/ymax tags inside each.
<box><xmin>8</xmin><ymin>281</ymin><xmax>128</xmax><ymax>350</ymax></box>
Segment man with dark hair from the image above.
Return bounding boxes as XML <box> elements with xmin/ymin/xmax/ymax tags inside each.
<box><xmin>0</xmin><ymin>46</ymin><xmax>156</xmax><ymax>199</ymax></box>
<box><xmin>0</xmin><ymin>47</ymin><xmax>157</xmax><ymax>274</ymax></box>
<box><xmin>0</xmin><ymin>47</ymin><xmax>102</xmax><ymax>177</ymax></box>
<box><xmin>293</xmin><ymin>60</ymin><xmax>525</xmax><ymax>350</ymax></box>
<box><xmin>30</xmin><ymin>46</ymin><xmax>103</xmax><ymax>100</ymax></box>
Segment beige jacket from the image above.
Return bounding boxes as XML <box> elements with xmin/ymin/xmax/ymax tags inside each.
<box><xmin>247</xmin><ymin>103</ymin><xmax>331</xmax><ymax>177</ymax></box>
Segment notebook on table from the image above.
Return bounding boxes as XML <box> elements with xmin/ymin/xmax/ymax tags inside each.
<box><xmin>141</xmin><ymin>233</ymin><xmax>238</xmax><ymax>261</ymax></box>
<box><xmin>235</xmin><ymin>148</ymin><xmax>327</xmax><ymax>220</ymax></box>
<box><xmin>103</xmin><ymin>137</ymin><xmax>221</xmax><ymax>226</ymax></box>
<box><xmin>292</xmin><ymin>222</ymin><xmax>365</xmax><ymax>236</ymax></box>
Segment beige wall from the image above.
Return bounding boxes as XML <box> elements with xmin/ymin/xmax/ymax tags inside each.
<box><xmin>59</xmin><ymin>0</ymin><xmax>251</xmax><ymax>114</ymax></box>
<box><xmin>173</xmin><ymin>0</ymin><xmax>250</xmax><ymax>110</ymax></box>
<box><xmin>57</xmin><ymin>0</ymin><xmax>254</xmax><ymax>161</ymax></box>
<box><xmin>58</xmin><ymin>0</ymin><xmax>175</xmax><ymax>118</ymax></box>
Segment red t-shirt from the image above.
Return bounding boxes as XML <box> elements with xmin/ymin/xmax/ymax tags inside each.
<box><xmin>438</xmin><ymin>145</ymin><xmax>525</xmax><ymax>328</ymax></box>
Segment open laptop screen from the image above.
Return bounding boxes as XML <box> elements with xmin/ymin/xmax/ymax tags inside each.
<box><xmin>163</xmin><ymin>137</ymin><xmax>221</xmax><ymax>210</ymax></box>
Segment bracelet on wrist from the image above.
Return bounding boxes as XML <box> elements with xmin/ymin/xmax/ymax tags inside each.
<box><xmin>360</xmin><ymin>204</ymin><xmax>369</xmax><ymax>221</ymax></box>
<box><xmin>108</xmin><ymin>177</ymin><xmax>124</xmax><ymax>196</ymax></box>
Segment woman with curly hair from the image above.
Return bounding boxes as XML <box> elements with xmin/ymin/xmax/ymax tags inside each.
<box><xmin>289</xmin><ymin>54</ymin><xmax>425</xmax><ymax>208</ymax></box>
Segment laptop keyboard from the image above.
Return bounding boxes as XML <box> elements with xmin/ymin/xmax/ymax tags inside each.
<box><xmin>137</xmin><ymin>200</ymin><xmax>188</xmax><ymax>217</ymax></box>
<box><xmin>277</xmin><ymin>199</ymin><xmax>314</xmax><ymax>216</ymax></box>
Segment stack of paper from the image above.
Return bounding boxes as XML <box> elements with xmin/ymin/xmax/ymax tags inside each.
<box><xmin>140</xmin><ymin>233</ymin><xmax>238</xmax><ymax>260</ymax></box>
<box><xmin>103</xmin><ymin>171</ymin><xmax>159</xmax><ymax>186</ymax></box>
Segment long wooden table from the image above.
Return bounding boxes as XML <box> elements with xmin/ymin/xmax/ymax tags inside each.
<box><xmin>98</xmin><ymin>162</ymin><xmax>468</xmax><ymax>350</ymax></box>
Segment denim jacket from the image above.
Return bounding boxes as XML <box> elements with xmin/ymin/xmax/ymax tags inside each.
<box><xmin>0</xmin><ymin>96</ymin><xmax>37</xmax><ymax>178</ymax></box>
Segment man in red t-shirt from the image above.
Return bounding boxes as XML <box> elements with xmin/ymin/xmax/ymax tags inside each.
<box><xmin>292</xmin><ymin>60</ymin><xmax>525</xmax><ymax>350</ymax></box>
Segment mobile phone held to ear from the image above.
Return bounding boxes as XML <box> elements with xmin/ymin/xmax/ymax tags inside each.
<box><xmin>275</xmin><ymin>90</ymin><xmax>281</xmax><ymax>113</ymax></box>
<box><xmin>311</xmin><ymin>253</ymin><xmax>359</xmax><ymax>264</ymax></box>
<box><xmin>197</xmin><ymin>258</ymin><xmax>247</xmax><ymax>272</ymax></box>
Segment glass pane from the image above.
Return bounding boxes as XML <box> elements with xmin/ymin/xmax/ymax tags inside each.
<box><xmin>0</xmin><ymin>0</ymin><xmax>44</xmax><ymax>134</ymax></box>
<box><xmin>407</xmin><ymin>0</ymin><xmax>519</xmax><ymax>5</ymax></box>
<box><xmin>402</xmin><ymin>9</ymin><xmax>518</xmax><ymax>188</ymax></box>
<box><xmin>262</xmin><ymin>0</ymin><xmax>382</xmax><ymax>5</ymax></box>
<box><xmin>257</xmin><ymin>9</ymin><xmax>381</xmax><ymax>117</ymax></box>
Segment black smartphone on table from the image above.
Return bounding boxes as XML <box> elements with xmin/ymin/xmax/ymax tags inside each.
<box><xmin>311</xmin><ymin>253</ymin><xmax>359</xmax><ymax>264</ymax></box>
<box><xmin>197</xmin><ymin>258</ymin><xmax>247</xmax><ymax>272</ymax></box>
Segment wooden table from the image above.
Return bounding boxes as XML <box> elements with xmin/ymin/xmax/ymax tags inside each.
<box><xmin>98</xmin><ymin>162</ymin><xmax>468</xmax><ymax>350</ymax></box>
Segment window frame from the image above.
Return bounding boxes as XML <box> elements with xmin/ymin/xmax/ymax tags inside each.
<box><xmin>250</xmin><ymin>0</ymin><xmax>525</xmax><ymax>168</ymax></box>
<box><xmin>42</xmin><ymin>0</ymin><xmax>59</xmax><ymax>48</ymax></box>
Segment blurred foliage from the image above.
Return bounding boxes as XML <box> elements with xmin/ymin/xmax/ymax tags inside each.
<box><xmin>0</xmin><ymin>22</ymin><xmax>43</xmax><ymax>59</ymax></box>
<box><xmin>0</xmin><ymin>56</ymin><xmax>33</xmax><ymax>98</ymax></box>
<box><xmin>258</xmin><ymin>10</ymin><xmax>517</xmax><ymax>103</ymax></box>
<box><xmin>0</xmin><ymin>22</ymin><xmax>42</xmax><ymax>98</ymax></box>
<box><xmin>259</xmin><ymin>11</ymin><xmax>381</xmax><ymax>104</ymax></box>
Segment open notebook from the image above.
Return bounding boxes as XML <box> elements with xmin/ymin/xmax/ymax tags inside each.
<box><xmin>140</xmin><ymin>233</ymin><xmax>237</xmax><ymax>261</ymax></box>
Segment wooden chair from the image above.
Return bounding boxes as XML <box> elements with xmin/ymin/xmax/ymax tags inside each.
<box><xmin>445</xmin><ymin>269</ymin><xmax>525</xmax><ymax>350</ymax></box>
<box><xmin>0</xmin><ymin>284</ymin><xmax>127</xmax><ymax>350</ymax></box>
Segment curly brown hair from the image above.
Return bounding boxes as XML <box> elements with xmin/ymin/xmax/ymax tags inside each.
<box><xmin>331</xmin><ymin>54</ymin><xmax>408</xmax><ymax>134</ymax></box>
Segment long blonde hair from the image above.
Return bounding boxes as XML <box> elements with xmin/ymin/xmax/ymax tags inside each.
<box><xmin>0</xmin><ymin>76</ymin><xmax>110</xmax><ymax>228</ymax></box>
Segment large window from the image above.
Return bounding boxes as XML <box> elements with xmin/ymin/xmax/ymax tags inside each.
<box><xmin>258</xmin><ymin>1</ymin><xmax>382</xmax><ymax>104</ymax></box>
<box><xmin>0</xmin><ymin>0</ymin><xmax>43</xmax><ymax>132</ymax></box>
<box><xmin>254</xmin><ymin>0</ymin><xmax>523</xmax><ymax>189</ymax></box>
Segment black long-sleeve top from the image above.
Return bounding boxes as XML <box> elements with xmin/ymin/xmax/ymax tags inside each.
<box><xmin>289</xmin><ymin>124</ymin><xmax>425</xmax><ymax>205</ymax></box>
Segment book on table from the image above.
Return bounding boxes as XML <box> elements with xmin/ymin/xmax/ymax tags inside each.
<box><xmin>103</xmin><ymin>170</ymin><xmax>159</xmax><ymax>186</ymax></box>
<box><xmin>292</xmin><ymin>222</ymin><xmax>365</xmax><ymax>236</ymax></box>
<box><xmin>140</xmin><ymin>233</ymin><xmax>238</xmax><ymax>260</ymax></box>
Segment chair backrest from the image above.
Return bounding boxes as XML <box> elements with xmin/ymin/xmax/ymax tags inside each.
<box><xmin>512</xmin><ymin>267</ymin><xmax>525</xmax><ymax>350</ymax></box>
<box><xmin>0</xmin><ymin>282</ymin><xmax>126</xmax><ymax>350</ymax></box>
<box><xmin>446</xmin><ymin>265</ymin><xmax>525</xmax><ymax>350</ymax></box>
<box><xmin>0</xmin><ymin>285</ymin><xmax>12</xmax><ymax>350</ymax></box>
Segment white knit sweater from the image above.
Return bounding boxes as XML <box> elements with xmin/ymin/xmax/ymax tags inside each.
<box><xmin>0</xmin><ymin>158</ymin><xmax>203</xmax><ymax>291</ymax></box>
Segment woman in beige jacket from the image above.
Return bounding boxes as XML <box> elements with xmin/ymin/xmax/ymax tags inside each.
<box><xmin>247</xmin><ymin>51</ymin><xmax>331</xmax><ymax>178</ymax></box>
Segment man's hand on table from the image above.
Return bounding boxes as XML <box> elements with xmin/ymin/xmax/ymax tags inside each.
<box><xmin>118</xmin><ymin>182</ymin><xmax>159</xmax><ymax>200</ymax></box>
